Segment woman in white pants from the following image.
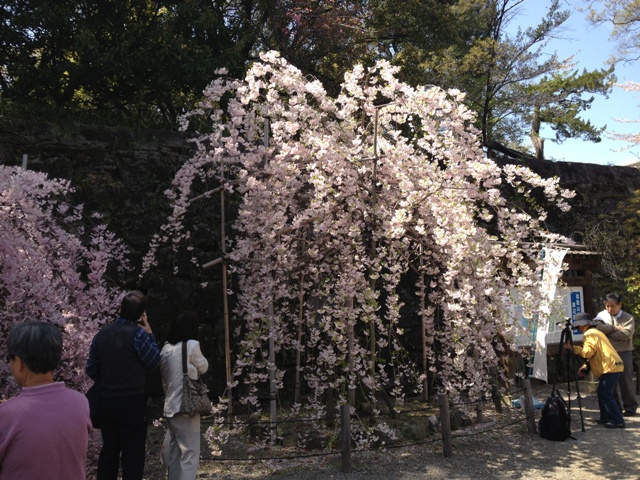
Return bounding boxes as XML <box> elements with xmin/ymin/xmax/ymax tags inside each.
<box><xmin>160</xmin><ymin>311</ymin><xmax>209</xmax><ymax>480</ymax></box>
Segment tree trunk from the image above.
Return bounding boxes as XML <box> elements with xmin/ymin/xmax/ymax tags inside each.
<box><xmin>531</xmin><ymin>107</ymin><xmax>545</xmax><ymax>160</ymax></box>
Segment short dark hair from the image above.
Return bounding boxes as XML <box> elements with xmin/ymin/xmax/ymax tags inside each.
<box><xmin>120</xmin><ymin>290</ymin><xmax>147</xmax><ymax>322</ymax></box>
<box><xmin>605</xmin><ymin>293</ymin><xmax>623</xmax><ymax>304</ymax></box>
<box><xmin>166</xmin><ymin>311</ymin><xmax>200</xmax><ymax>345</ymax></box>
<box><xmin>7</xmin><ymin>321</ymin><xmax>62</xmax><ymax>373</ymax></box>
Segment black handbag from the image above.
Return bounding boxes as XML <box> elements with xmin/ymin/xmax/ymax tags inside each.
<box><xmin>85</xmin><ymin>382</ymin><xmax>101</xmax><ymax>428</ymax></box>
<box><xmin>178</xmin><ymin>341</ymin><xmax>211</xmax><ymax>416</ymax></box>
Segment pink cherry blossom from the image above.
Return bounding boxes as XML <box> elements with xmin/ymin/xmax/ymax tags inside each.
<box><xmin>0</xmin><ymin>166</ymin><xmax>129</xmax><ymax>394</ymax></box>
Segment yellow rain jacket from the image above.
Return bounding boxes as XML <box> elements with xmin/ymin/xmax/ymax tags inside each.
<box><xmin>573</xmin><ymin>327</ymin><xmax>624</xmax><ymax>377</ymax></box>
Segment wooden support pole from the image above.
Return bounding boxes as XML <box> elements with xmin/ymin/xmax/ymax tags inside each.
<box><xmin>263</xmin><ymin>118</ymin><xmax>277</xmax><ymax>442</ymax></box>
<box><xmin>491</xmin><ymin>384</ymin><xmax>503</xmax><ymax>414</ymax></box>
<box><xmin>438</xmin><ymin>393</ymin><xmax>453</xmax><ymax>458</ymax></box>
<box><xmin>346</xmin><ymin>297</ymin><xmax>356</xmax><ymax>407</ymax></box>
<box><xmin>369</xmin><ymin>110</ymin><xmax>379</xmax><ymax>380</ymax></box>
<box><xmin>294</xmin><ymin>276</ymin><xmax>304</xmax><ymax>404</ymax></box>
<box><xmin>269</xmin><ymin>300</ymin><xmax>277</xmax><ymax>444</ymax></box>
<box><xmin>523</xmin><ymin>379</ymin><xmax>537</xmax><ymax>435</ymax></box>
<box><xmin>220</xmin><ymin>154</ymin><xmax>233</xmax><ymax>417</ymax></box>
<box><xmin>341</xmin><ymin>405</ymin><xmax>352</xmax><ymax>473</ymax></box>
<box><xmin>420</xmin><ymin>269</ymin><xmax>428</xmax><ymax>402</ymax></box>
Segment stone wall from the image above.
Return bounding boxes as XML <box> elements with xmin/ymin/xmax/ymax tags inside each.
<box><xmin>2</xmin><ymin>121</ymin><xmax>640</xmax><ymax>398</ymax></box>
<box><xmin>495</xmin><ymin>156</ymin><xmax>640</xmax><ymax>235</ymax></box>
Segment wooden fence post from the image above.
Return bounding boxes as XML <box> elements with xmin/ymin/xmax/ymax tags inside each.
<box><xmin>341</xmin><ymin>405</ymin><xmax>352</xmax><ymax>473</ymax></box>
<box><xmin>523</xmin><ymin>379</ymin><xmax>537</xmax><ymax>435</ymax></box>
<box><xmin>438</xmin><ymin>393</ymin><xmax>453</xmax><ymax>458</ymax></box>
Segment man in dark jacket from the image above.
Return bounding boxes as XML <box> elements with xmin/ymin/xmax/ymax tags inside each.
<box><xmin>86</xmin><ymin>290</ymin><xmax>161</xmax><ymax>480</ymax></box>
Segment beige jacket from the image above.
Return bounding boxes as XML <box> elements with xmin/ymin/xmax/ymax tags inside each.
<box><xmin>594</xmin><ymin>309</ymin><xmax>635</xmax><ymax>353</ymax></box>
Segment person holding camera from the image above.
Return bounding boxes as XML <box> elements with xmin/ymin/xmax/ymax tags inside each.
<box><xmin>566</xmin><ymin>313</ymin><xmax>625</xmax><ymax>429</ymax></box>
<box><xmin>0</xmin><ymin>321</ymin><xmax>92</xmax><ymax>479</ymax></box>
<box><xmin>86</xmin><ymin>290</ymin><xmax>161</xmax><ymax>480</ymax></box>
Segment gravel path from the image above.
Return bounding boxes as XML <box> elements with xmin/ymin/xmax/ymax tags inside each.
<box><xmin>143</xmin><ymin>385</ymin><xmax>640</xmax><ymax>480</ymax></box>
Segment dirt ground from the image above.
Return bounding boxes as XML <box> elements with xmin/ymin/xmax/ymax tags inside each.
<box><xmin>138</xmin><ymin>383</ymin><xmax>640</xmax><ymax>480</ymax></box>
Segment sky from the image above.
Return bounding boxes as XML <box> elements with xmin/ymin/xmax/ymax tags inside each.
<box><xmin>512</xmin><ymin>0</ymin><xmax>640</xmax><ymax>167</ymax></box>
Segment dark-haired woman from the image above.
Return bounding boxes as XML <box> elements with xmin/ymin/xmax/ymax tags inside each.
<box><xmin>160</xmin><ymin>311</ymin><xmax>208</xmax><ymax>479</ymax></box>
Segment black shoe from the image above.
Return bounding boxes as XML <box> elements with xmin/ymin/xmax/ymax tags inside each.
<box><xmin>595</xmin><ymin>418</ymin><xmax>607</xmax><ymax>424</ymax></box>
<box><xmin>604</xmin><ymin>422</ymin><xmax>626</xmax><ymax>429</ymax></box>
<box><xmin>623</xmin><ymin>411</ymin><xmax>636</xmax><ymax>417</ymax></box>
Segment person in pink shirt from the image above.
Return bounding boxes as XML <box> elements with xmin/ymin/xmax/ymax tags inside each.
<box><xmin>0</xmin><ymin>321</ymin><xmax>92</xmax><ymax>479</ymax></box>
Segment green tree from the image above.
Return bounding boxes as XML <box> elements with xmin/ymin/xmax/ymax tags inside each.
<box><xmin>583</xmin><ymin>0</ymin><xmax>640</xmax><ymax>62</ymax></box>
<box><xmin>254</xmin><ymin>1</ymin><xmax>372</xmax><ymax>95</ymax></box>
<box><xmin>583</xmin><ymin>189</ymin><xmax>640</xmax><ymax>357</ymax></box>
<box><xmin>619</xmin><ymin>190</ymin><xmax>640</xmax><ymax>312</ymax></box>
<box><xmin>368</xmin><ymin>0</ymin><xmax>615</xmax><ymax>159</ymax></box>
<box><xmin>0</xmin><ymin>1</ymin><xmax>78</xmax><ymax>105</ymax></box>
<box><xmin>0</xmin><ymin>0</ymin><xmax>620</xmax><ymax>147</ymax></box>
<box><xmin>528</xmin><ymin>66</ymin><xmax>615</xmax><ymax>159</ymax></box>
<box><xmin>582</xmin><ymin>1</ymin><xmax>639</xmax><ymax>156</ymax></box>
<box><xmin>1</xmin><ymin>0</ymin><xmax>255</xmax><ymax>126</ymax></box>
<box><xmin>366</xmin><ymin>0</ymin><xmax>461</xmax><ymax>83</ymax></box>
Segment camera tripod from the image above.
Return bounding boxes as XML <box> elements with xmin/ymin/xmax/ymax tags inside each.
<box><xmin>554</xmin><ymin>317</ymin><xmax>585</xmax><ymax>432</ymax></box>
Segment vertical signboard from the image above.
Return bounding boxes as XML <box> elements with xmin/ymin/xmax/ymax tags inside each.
<box><xmin>531</xmin><ymin>247</ymin><xmax>568</xmax><ymax>383</ymax></box>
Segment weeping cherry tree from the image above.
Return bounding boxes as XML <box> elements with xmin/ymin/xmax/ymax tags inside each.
<box><xmin>145</xmin><ymin>51</ymin><xmax>574</xmax><ymax>425</ymax></box>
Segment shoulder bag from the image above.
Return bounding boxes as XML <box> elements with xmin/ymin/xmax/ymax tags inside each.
<box><xmin>178</xmin><ymin>341</ymin><xmax>211</xmax><ymax>416</ymax></box>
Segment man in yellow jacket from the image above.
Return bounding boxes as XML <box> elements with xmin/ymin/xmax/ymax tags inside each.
<box><xmin>565</xmin><ymin>313</ymin><xmax>625</xmax><ymax>429</ymax></box>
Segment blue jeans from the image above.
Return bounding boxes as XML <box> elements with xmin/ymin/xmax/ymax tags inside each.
<box><xmin>598</xmin><ymin>372</ymin><xmax>624</xmax><ymax>425</ymax></box>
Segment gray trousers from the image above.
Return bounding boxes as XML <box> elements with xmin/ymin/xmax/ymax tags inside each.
<box><xmin>162</xmin><ymin>413</ymin><xmax>201</xmax><ymax>480</ymax></box>
<box><xmin>617</xmin><ymin>351</ymin><xmax>638</xmax><ymax>413</ymax></box>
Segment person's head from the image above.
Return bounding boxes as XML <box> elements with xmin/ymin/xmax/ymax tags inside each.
<box><xmin>7</xmin><ymin>321</ymin><xmax>63</xmax><ymax>376</ymax></box>
<box><xmin>120</xmin><ymin>290</ymin><xmax>147</xmax><ymax>322</ymax></box>
<box><xmin>166</xmin><ymin>311</ymin><xmax>200</xmax><ymax>345</ymax></box>
<box><xmin>604</xmin><ymin>293</ymin><xmax>623</xmax><ymax>316</ymax></box>
<box><xmin>573</xmin><ymin>313</ymin><xmax>593</xmax><ymax>333</ymax></box>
